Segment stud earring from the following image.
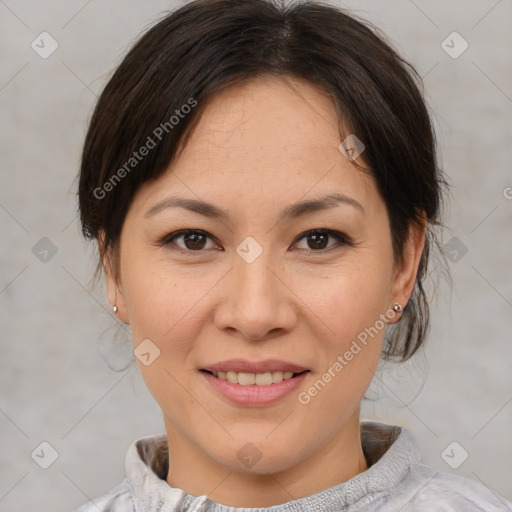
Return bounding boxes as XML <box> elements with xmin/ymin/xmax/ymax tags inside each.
<box><xmin>392</xmin><ymin>303</ymin><xmax>402</xmax><ymax>313</ymax></box>
<box><xmin>113</xmin><ymin>305</ymin><xmax>118</xmax><ymax>314</ymax></box>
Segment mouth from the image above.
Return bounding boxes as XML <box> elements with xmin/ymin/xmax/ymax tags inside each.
<box><xmin>200</xmin><ymin>369</ymin><xmax>309</xmax><ymax>386</ymax></box>
<box><xmin>199</xmin><ymin>359</ymin><xmax>310</xmax><ymax>406</ymax></box>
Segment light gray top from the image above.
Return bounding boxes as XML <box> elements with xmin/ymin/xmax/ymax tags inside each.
<box><xmin>74</xmin><ymin>421</ymin><xmax>510</xmax><ymax>511</ymax></box>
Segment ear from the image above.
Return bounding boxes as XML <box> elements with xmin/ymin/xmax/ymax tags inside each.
<box><xmin>388</xmin><ymin>217</ymin><xmax>426</xmax><ymax>325</ymax></box>
<box><xmin>98</xmin><ymin>231</ymin><xmax>130</xmax><ymax>324</ymax></box>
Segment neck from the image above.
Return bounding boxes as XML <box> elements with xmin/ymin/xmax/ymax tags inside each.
<box><xmin>164</xmin><ymin>412</ymin><xmax>368</xmax><ymax>508</ymax></box>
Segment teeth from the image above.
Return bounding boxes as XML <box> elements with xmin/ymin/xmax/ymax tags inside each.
<box><xmin>255</xmin><ymin>373</ymin><xmax>272</xmax><ymax>385</ymax></box>
<box><xmin>214</xmin><ymin>370</ymin><xmax>296</xmax><ymax>385</ymax></box>
<box><xmin>239</xmin><ymin>372</ymin><xmax>256</xmax><ymax>385</ymax></box>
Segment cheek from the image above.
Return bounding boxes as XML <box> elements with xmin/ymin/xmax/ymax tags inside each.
<box><xmin>122</xmin><ymin>264</ymin><xmax>206</xmax><ymax>413</ymax></box>
<box><xmin>121</xmin><ymin>254</ymin><xmax>204</xmax><ymax>343</ymax></box>
<box><xmin>295</xmin><ymin>268</ymin><xmax>389</xmax><ymax>426</ymax></box>
<box><xmin>120</xmin><ymin>256</ymin><xmax>216</xmax><ymax>402</ymax></box>
<box><xmin>296</xmin><ymin>257</ymin><xmax>391</xmax><ymax>401</ymax></box>
<box><xmin>303</xmin><ymin>257</ymin><xmax>392</xmax><ymax>342</ymax></box>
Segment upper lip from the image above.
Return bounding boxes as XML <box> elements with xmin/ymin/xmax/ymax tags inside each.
<box><xmin>201</xmin><ymin>359</ymin><xmax>309</xmax><ymax>374</ymax></box>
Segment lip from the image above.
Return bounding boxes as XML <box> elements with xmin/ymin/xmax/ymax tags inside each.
<box><xmin>200</xmin><ymin>370</ymin><xmax>309</xmax><ymax>407</ymax></box>
<box><xmin>201</xmin><ymin>358</ymin><xmax>308</xmax><ymax>374</ymax></box>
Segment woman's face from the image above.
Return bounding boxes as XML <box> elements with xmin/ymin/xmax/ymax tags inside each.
<box><xmin>106</xmin><ymin>76</ymin><xmax>423</xmax><ymax>479</ymax></box>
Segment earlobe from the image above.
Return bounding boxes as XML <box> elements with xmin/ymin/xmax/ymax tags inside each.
<box><xmin>106</xmin><ymin>280</ymin><xmax>130</xmax><ymax>324</ymax></box>
<box><xmin>386</xmin><ymin>302</ymin><xmax>403</xmax><ymax>324</ymax></box>
<box><xmin>98</xmin><ymin>233</ymin><xmax>130</xmax><ymax>324</ymax></box>
<box><xmin>105</xmin><ymin>262</ymin><xmax>130</xmax><ymax>324</ymax></box>
<box><xmin>390</xmin><ymin>218</ymin><xmax>426</xmax><ymax>320</ymax></box>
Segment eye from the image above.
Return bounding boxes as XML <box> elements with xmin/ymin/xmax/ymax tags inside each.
<box><xmin>160</xmin><ymin>228</ymin><xmax>351</xmax><ymax>254</ymax></box>
<box><xmin>293</xmin><ymin>229</ymin><xmax>351</xmax><ymax>252</ymax></box>
<box><xmin>161</xmin><ymin>229</ymin><xmax>218</xmax><ymax>252</ymax></box>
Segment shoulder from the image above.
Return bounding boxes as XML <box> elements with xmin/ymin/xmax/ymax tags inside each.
<box><xmin>73</xmin><ymin>480</ymin><xmax>134</xmax><ymax>512</ymax></box>
<box><xmin>393</xmin><ymin>462</ymin><xmax>511</xmax><ymax>511</ymax></box>
<box><xmin>361</xmin><ymin>422</ymin><xmax>510</xmax><ymax>511</ymax></box>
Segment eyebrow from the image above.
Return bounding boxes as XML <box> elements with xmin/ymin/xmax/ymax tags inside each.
<box><xmin>144</xmin><ymin>192</ymin><xmax>365</xmax><ymax>221</ymax></box>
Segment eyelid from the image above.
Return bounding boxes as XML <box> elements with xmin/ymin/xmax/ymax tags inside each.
<box><xmin>292</xmin><ymin>229</ymin><xmax>353</xmax><ymax>253</ymax></box>
<box><xmin>158</xmin><ymin>229</ymin><xmax>220</xmax><ymax>251</ymax></box>
<box><xmin>159</xmin><ymin>228</ymin><xmax>352</xmax><ymax>253</ymax></box>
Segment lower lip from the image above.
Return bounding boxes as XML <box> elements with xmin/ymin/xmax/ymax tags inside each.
<box><xmin>200</xmin><ymin>371</ymin><xmax>309</xmax><ymax>406</ymax></box>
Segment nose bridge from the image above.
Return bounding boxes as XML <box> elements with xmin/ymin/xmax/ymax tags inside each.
<box><xmin>234</xmin><ymin>240</ymin><xmax>282</xmax><ymax>309</ymax></box>
<box><xmin>215</xmin><ymin>240</ymin><xmax>295</xmax><ymax>340</ymax></box>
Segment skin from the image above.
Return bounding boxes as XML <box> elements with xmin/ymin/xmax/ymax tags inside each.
<box><xmin>101</xmin><ymin>75</ymin><xmax>425</xmax><ymax>508</ymax></box>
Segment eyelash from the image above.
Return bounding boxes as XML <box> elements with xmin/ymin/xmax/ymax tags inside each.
<box><xmin>159</xmin><ymin>228</ymin><xmax>352</xmax><ymax>255</ymax></box>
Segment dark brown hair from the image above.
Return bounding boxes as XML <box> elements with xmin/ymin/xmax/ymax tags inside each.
<box><xmin>78</xmin><ymin>0</ymin><xmax>448</xmax><ymax>362</ymax></box>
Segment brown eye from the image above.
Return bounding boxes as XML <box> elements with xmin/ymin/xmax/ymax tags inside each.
<box><xmin>294</xmin><ymin>230</ymin><xmax>350</xmax><ymax>252</ymax></box>
<box><xmin>161</xmin><ymin>228</ymin><xmax>350</xmax><ymax>254</ymax></box>
<box><xmin>163</xmin><ymin>230</ymin><xmax>216</xmax><ymax>252</ymax></box>
<box><xmin>306</xmin><ymin>232</ymin><xmax>329</xmax><ymax>250</ymax></box>
<box><xmin>181</xmin><ymin>232</ymin><xmax>208</xmax><ymax>250</ymax></box>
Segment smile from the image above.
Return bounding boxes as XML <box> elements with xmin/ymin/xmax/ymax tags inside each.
<box><xmin>200</xmin><ymin>366</ymin><xmax>310</xmax><ymax>407</ymax></box>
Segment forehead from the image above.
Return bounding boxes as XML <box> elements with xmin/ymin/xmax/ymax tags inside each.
<box><xmin>200</xmin><ymin>75</ymin><xmax>338</xmax><ymax>140</ymax></box>
<box><xmin>192</xmin><ymin>74</ymin><xmax>341</xmax><ymax>149</ymax></box>
<box><xmin>130</xmin><ymin>75</ymin><xmax>379</xmax><ymax>219</ymax></box>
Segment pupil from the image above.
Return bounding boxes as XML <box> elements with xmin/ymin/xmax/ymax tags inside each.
<box><xmin>309</xmin><ymin>232</ymin><xmax>327</xmax><ymax>250</ymax></box>
<box><xmin>185</xmin><ymin>233</ymin><xmax>206</xmax><ymax>250</ymax></box>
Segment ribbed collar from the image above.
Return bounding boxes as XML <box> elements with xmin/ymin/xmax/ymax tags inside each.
<box><xmin>125</xmin><ymin>421</ymin><xmax>420</xmax><ymax>511</ymax></box>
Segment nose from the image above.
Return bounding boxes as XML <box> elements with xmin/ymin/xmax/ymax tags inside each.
<box><xmin>213</xmin><ymin>251</ymin><xmax>297</xmax><ymax>342</ymax></box>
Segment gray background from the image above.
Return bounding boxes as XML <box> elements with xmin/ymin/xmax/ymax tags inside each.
<box><xmin>1</xmin><ymin>1</ymin><xmax>511</xmax><ymax>511</ymax></box>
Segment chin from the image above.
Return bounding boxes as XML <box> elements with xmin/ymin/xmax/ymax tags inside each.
<box><xmin>210</xmin><ymin>438</ymin><xmax>306</xmax><ymax>475</ymax></box>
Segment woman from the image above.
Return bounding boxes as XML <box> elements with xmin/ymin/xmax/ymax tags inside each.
<box><xmin>75</xmin><ymin>0</ymin><xmax>509</xmax><ymax>510</ymax></box>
